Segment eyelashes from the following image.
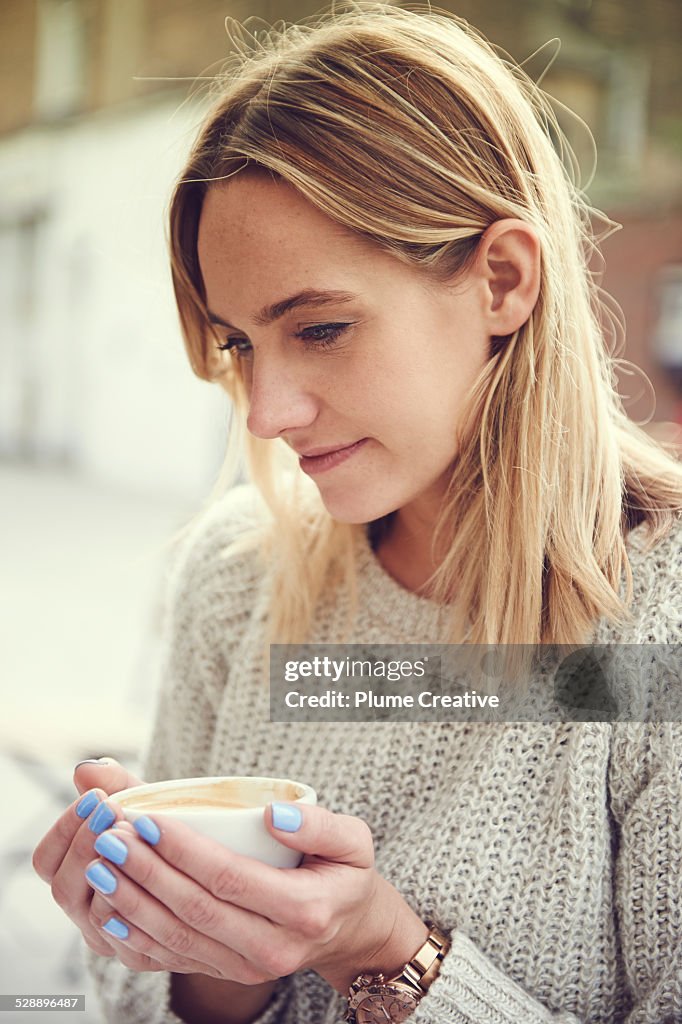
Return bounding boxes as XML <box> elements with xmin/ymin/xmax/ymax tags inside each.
<box><xmin>215</xmin><ymin>322</ymin><xmax>353</xmax><ymax>357</ymax></box>
<box><xmin>216</xmin><ymin>336</ymin><xmax>252</xmax><ymax>355</ymax></box>
<box><xmin>296</xmin><ymin>323</ymin><xmax>350</xmax><ymax>347</ymax></box>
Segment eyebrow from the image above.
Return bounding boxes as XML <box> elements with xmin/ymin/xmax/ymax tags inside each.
<box><xmin>207</xmin><ymin>289</ymin><xmax>358</xmax><ymax>330</ymax></box>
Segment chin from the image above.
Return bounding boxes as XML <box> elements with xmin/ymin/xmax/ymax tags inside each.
<box><xmin>316</xmin><ymin>488</ymin><xmax>402</xmax><ymax>526</ymax></box>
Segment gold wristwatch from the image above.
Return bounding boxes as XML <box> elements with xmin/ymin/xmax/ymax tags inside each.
<box><xmin>345</xmin><ymin>926</ymin><xmax>449</xmax><ymax>1023</ymax></box>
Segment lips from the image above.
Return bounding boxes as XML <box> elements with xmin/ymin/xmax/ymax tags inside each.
<box><xmin>296</xmin><ymin>441</ymin><xmax>361</xmax><ymax>458</ymax></box>
<box><xmin>296</xmin><ymin>438</ymin><xmax>369</xmax><ymax>475</ymax></box>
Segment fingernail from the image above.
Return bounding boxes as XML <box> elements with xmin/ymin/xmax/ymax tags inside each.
<box><xmin>85</xmin><ymin>862</ymin><xmax>117</xmax><ymax>895</ymax></box>
<box><xmin>132</xmin><ymin>816</ymin><xmax>161</xmax><ymax>845</ymax></box>
<box><xmin>271</xmin><ymin>802</ymin><xmax>302</xmax><ymax>832</ymax></box>
<box><xmin>88</xmin><ymin>802</ymin><xmax>116</xmax><ymax>835</ymax></box>
<box><xmin>102</xmin><ymin>916</ymin><xmax>129</xmax><ymax>940</ymax></box>
<box><xmin>94</xmin><ymin>832</ymin><xmax>128</xmax><ymax>866</ymax></box>
<box><xmin>74</xmin><ymin>758</ymin><xmax>106</xmax><ymax>769</ymax></box>
<box><xmin>76</xmin><ymin>791</ymin><xmax>100</xmax><ymax>819</ymax></box>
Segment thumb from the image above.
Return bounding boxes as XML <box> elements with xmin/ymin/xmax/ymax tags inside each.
<box><xmin>73</xmin><ymin>756</ymin><xmax>144</xmax><ymax>797</ymax></box>
<box><xmin>265</xmin><ymin>802</ymin><xmax>374</xmax><ymax>869</ymax></box>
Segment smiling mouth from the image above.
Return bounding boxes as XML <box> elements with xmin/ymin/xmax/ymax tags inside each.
<box><xmin>297</xmin><ymin>438</ymin><xmax>369</xmax><ymax>475</ymax></box>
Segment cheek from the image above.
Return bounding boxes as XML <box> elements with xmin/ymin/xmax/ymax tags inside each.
<box><xmin>390</xmin><ymin>371</ymin><xmax>478</xmax><ymax>464</ymax></box>
<box><xmin>323</xmin><ymin>362</ymin><xmax>378</xmax><ymax>410</ymax></box>
<box><xmin>422</xmin><ymin>345</ymin><xmax>488</xmax><ymax>421</ymax></box>
<box><xmin>386</xmin><ymin>362</ymin><xmax>466</xmax><ymax>427</ymax></box>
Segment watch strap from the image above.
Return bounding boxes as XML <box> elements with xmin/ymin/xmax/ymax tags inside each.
<box><xmin>389</xmin><ymin>926</ymin><xmax>449</xmax><ymax>993</ymax></box>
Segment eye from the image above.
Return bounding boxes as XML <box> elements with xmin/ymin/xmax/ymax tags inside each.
<box><xmin>215</xmin><ymin>336</ymin><xmax>252</xmax><ymax>356</ymax></box>
<box><xmin>215</xmin><ymin>322</ymin><xmax>352</xmax><ymax>356</ymax></box>
<box><xmin>295</xmin><ymin>323</ymin><xmax>352</xmax><ymax>348</ymax></box>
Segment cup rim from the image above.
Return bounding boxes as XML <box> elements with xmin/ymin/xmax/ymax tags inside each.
<box><xmin>110</xmin><ymin>775</ymin><xmax>317</xmax><ymax>812</ymax></box>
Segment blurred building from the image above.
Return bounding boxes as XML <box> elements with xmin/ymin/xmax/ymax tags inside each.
<box><xmin>457</xmin><ymin>1</ymin><xmax>682</xmax><ymax>430</ymax></box>
<box><xmin>0</xmin><ymin>0</ymin><xmax>249</xmax><ymax>496</ymax></box>
<box><xmin>1</xmin><ymin>0</ymin><xmax>681</xmax><ymax>495</ymax></box>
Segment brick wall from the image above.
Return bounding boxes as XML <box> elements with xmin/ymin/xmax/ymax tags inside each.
<box><xmin>601</xmin><ymin>212</ymin><xmax>682</xmax><ymax>423</ymax></box>
<box><xmin>0</xmin><ymin>0</ymin><xmax>36</xmax><ymax>134</ymax></box>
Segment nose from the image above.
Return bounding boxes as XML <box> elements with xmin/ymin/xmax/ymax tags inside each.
<box><xmin>245</xmin><ymin>354</ymin><xmax>319</xmax><ymax>439</ymax></box>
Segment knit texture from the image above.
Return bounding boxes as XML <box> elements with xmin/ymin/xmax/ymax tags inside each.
<box><xmin>87</xmin><ymin>488</ymin><xmax>682</xmax><ymax>1023</ymax></box>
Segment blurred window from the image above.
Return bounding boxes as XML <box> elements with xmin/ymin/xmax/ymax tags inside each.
<box><xmin>34</xmin><ymin>0</ymin><xmax>87</xmax><ymax>120</ymax></box>
<box><xmin>653</xmin><ymin>264</ymin><xmax>682</xmax><ymax>381</ymax></box>
<box><xmin>544</xmin><ymin>49</ymin><xmax>649</xmax><ymax>186</ymax></box>
<box><xmin>0</xmin><ymin>217</ymin><xmax>41</xmax><ymax>458</ymax></box>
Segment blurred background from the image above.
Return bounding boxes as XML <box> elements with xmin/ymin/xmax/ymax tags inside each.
<box><xmin>0</xmin><ymin>0</ymin><xmax>681</xmax><ymax>1020</ymax></box>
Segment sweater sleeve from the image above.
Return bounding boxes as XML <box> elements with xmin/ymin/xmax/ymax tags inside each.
<box><xmin>406</xmin><ymin>531</ymin><xmax>682</xmax><ymax>1024</ymax></box>
<box><xmin>85</xmin><ymin>487</ymin><xmax>297</xmax><ymax>1024</ymax></box>
<box><xmin>408</xmin><ymin>932</ymin><xmax>582</xmax><ymax>1024</ymax></box>
<box><xmin>607</xmin><ymin>722</ymin><xmax>682</xmax><ymax>1021</ymax></box>
<box><xmin>401</xmin><ymin>729</ymin><xmax>675</xmax><ymax>1024</ymax></box>
<box><xmin>404</xmin><ymin>725</ymin><xmax>682</xmax><ymax>1024</ymax></box>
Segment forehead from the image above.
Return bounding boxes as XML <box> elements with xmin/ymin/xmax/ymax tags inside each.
<box><xmin>197</xmin><ymin>172</ymin><xmax>372</xmax><ymax>274</ymax></box>
<box><xmin>195</xmin><ymin>171</ymin><xmax>440</xmax><ymax>323</ymax></box>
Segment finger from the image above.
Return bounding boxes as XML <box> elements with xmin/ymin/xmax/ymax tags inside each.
<box><xmin>111</xmin><ymin>813</ymin><xmax>308</xmax><ymax>924</ymax></box>
<box><xmin>33</xmin><ymin>789</ymin><xmax>107</xmax><ymax>883</ymax></box>
<box><xmin>266</xmin><ymin>803</ymin><xmax>375</xmax><ymax>869</ymax></box>
<box><xmin>46</xmin><ymin>800</ymin><xmax>127</xmax><ymax>955</ymax></box>
<box><xmin>84</xmin><ymin>854</ymin><xmax>271</xmax><ymax>982</ymax></box>
<box><xmin>73</xmin><ymin>757</ymin><xmax>143</xmax><ymax>797</ymax></box>
<box><xmin>88</xmin><ymin>892</ymin><xmax>224</xmax><ymax>977</ymax></box>
<box><xmin>33</xmin><ymin>790</ymin><xmax>119</xmax><ymax>957</ymax></box>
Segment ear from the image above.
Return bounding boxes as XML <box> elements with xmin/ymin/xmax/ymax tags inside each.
<box><xmin>475</xmin><ymin>219</ymin><xmax>541</xmax><ymax>336</ymax></box>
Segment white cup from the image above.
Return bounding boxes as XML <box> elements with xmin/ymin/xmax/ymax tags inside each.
<box><xmin>110</xmin><ymin>775</ymin><xmax>317</xmax><ymax>868</ymax></box>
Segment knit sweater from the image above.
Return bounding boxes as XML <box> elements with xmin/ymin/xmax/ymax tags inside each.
<box><xmin>88</xmin><ymin>487</ymin><xmax>682</xmax><ymax>1024</ymax></box>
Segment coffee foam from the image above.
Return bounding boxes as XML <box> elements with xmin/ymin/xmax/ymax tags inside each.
<box><xmin>118</xmin><ymin>778</ymin><xmax>304</xmax><ymax>813</ymax></box>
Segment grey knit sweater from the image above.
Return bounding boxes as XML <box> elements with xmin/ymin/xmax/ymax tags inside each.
<box><xmin>88</xmin><ymin>488</ymin><xmax>682</xmax><ymax>1023</ymax></box>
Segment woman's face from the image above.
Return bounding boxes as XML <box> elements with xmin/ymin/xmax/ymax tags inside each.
<box><xmin>197</xmin><ymin>172</ymin><xmax>490</xmax><ymax>527</ymax></box>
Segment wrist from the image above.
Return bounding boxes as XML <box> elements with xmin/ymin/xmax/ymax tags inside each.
<box><xmin>321</xmin><ymin>876</ymin><xmax>429</xmax><ymax>993</ymax></box>
<box><xmin>345</xmin><ymin>927</ymin><xmax>450</xmax><ymax>1024</ymax></box>
<box><xmin>360</xmin><ymin>881</ymin><xmax>429</xmax><ymax>983</ymax></box>
<box><xmin>170</xmin><ymin>974</ymin><xmax>278</xmax><ymax>1024</ymax></box>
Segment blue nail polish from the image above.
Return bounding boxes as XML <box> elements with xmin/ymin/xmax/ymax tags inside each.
<box><xmin>102</xmin><ymin>917</ymin><xmax>129</xmax><ymax>940</ymax></box>
<box><xmin>76</xmin><ymin>791</ymin><xmax>100</xmax><ymax>819</ymax></box>
<box><xmin>271</xmin><ymin>802</ymin><xmax>302</xmax><ymax>832</ymax></box>
<box><xmin>88</xmin><ymin>802</ymin><xmax>116</xmax><ymax>835</ymax></box>
<box><xmin>132</xmin><ymin>816</ymin><xmax>161</xmax><ymax>845</ymax></box>
<box><xmin>85</xmin><ymin>862</ymin><xmax>117</xmax><ymax>895</ymax></box>
<box><xmin>94</xmin><ymin>832</ymin><xmax>128</xmax><ymax>865</ymax></box>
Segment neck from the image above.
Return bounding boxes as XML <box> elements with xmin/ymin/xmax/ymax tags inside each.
<box><xmin>372</xmin><ymin>507</ymin><xmax>441</xmax><ymax>596</ymax></box>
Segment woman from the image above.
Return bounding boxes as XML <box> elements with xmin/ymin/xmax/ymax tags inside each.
<box><xmin>33</xmin><ymin>4</ymin><xmax>682</xmax><ymax>1022</ymax></box>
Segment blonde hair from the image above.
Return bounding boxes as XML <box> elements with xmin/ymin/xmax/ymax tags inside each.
<box><xmin>168</xmin><ymin>1</ymin><xmax>682</xmax><ymax>650</ymax></box>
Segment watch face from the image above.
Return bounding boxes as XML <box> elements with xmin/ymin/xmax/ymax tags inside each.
<box><xmin>355</xmin><ymin>987</ymin><xmax>420</xmax><ymax>1023</ymax></box>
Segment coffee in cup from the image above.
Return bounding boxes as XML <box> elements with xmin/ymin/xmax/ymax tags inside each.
<box><xmin>110</xmin><ymin>776</ymin><xmax>317</xmax><ymax>867</ymax></box>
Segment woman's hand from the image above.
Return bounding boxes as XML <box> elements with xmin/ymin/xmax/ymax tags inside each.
<box><xmin>84</xmin><ymin>803</ymin><xmax>428</xmax><ymax>993</ymax></box>
<box><xmin>31</xmin><ymin>759</ymin><xmax>145</xmax><ymax>959</ymax></box>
